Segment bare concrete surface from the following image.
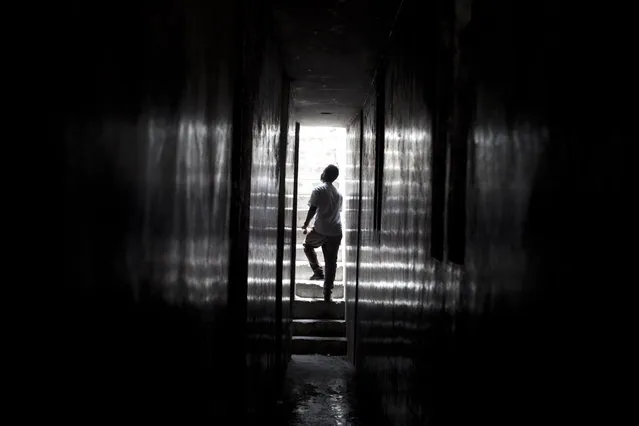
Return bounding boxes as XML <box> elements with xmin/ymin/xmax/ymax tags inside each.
<box><xmin>276</xmin><ymin>355</ymin><xmax>365</xmax><ymax>425</ymax></box>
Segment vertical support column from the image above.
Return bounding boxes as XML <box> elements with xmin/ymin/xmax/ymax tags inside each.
<box><xmin>446</xmin><ymin>0</ymin><xmax>474</xmax><ymax>265</ymax></box>
<box><xmin>228</xmin><ymin>0</ymin><xmax>251</xmax><ymax>413</ymax></box>
<box><xmin>274</xmin><ymin>76</ymin><xmax>290</xmax><ymax>393</ymax></box>
<box><xmin>336</xmin><ymin>130</ymin><xmax>347</xmax><ymax>283</ymax></box>
<box><xmin>350</xmin><ymin>112</ymin><xmax>364</xmax><ymax>365</ymax></box>
<box><xmin>290</xmin><ymin>123</ymin><xmax>300</xmax><ymax>304</ymax></box>
<box><xmin>373</xmin><ymin>67</ymin><xmax>386</xmax><ymax>244</ymax></box>
<box><xmin>430</xmin><ymin>0</ymin><xmax>455</xmax><ymax>261</ymax></box>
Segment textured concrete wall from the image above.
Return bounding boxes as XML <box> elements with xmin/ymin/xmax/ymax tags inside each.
<box><xmin>243</xmin><ymin>33</ymin><xmax>284</xmax><ymax>416</ymax></box>
<box><xmin>235</xmin><ymin>0</ymin><xmax>292</xmax><ymax>418</ymax></box>
<box><xmin>59</xmin><ymin>0</ymin><xmax>238</xmax><ymax>422</ymax></box>
<box><xmin>59</xmin><ymin>0</ymin><xmax>292</xmax><ymax>422</ymax></box>
<box><xmin>350</xmin><ymin>1</ymin><xmax>444</xmax><ymax>420</ymax></box>
<box><xmin>348</xmin><ymin>0</ymin><xmax>626</xmax><ymax>424</ymax></box>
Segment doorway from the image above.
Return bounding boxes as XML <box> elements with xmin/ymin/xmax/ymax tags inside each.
<box><xmin>290</xmin><ymin>126</ymin><xmax>348</xmax><ymax>355</ymax></box>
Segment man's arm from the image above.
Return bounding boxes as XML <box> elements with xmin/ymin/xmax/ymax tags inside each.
<box><xmin>302</xmin><ymin>206</ymin><xmax>317</xmax><ymax>229</ymax></box>
<box><xmin>303</xmin><ymin>188</ymin><xmax>319</xmax><ymax>230</ymax></box>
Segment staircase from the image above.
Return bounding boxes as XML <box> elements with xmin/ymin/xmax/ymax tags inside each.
<box><xmin>291</xmin><ymin>134</ymin><xmax>346</xmax><ymax>355</ymax></box>
<box><xmin>292</xmin><ymin>238</ymin><xmax>345</xmax><ymax>355</ymax></box>
<box><xmin>292</xmin><ymin>299</ymin><xmax>346</xmax><ymax>355</ymax></box>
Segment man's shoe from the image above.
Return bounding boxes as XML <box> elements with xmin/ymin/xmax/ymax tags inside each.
<box><xmin>309</xmin><ymin>272</ymin><xmax>324</xmax><ymax>280</ymax></box>
<box><xmin>323</xmin><ymin>290</ymin><xmax>332</xmax><ymax>302</ymax></box>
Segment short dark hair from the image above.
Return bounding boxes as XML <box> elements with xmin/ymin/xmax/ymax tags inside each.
<box><xmin>323</xmin><ymin>164</ymin><xmax>339</xmax><ymax>183</ymax></box>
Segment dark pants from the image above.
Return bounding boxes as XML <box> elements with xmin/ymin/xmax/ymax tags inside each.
<box><xmin>303</xmin><ymin>229</ymin><xmax>342</xmax><ymax>290</ymax></box>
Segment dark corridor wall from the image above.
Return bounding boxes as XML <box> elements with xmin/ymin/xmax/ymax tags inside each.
<box><xmin>347</xmin><ymin>0</ymin><xmax>628</xmax><ymax>424</ymax></box>
<box><xmin>59</xmin><ymin>0</ymin><xmax>292</xmax><ymax>422</ymax></box>
<box><xmin>237</xmin><ymin>0</ymin><xmax>292</xmax><ymax>416</ymax></box>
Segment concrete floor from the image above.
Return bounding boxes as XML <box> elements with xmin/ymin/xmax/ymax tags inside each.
<box><xmin>276</xmin><ymin>355</ymin><xmax>365</xmax><ymax>425</ymax></box>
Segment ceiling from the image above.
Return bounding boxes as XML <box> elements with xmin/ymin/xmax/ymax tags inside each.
<box><xmin>272</xmin><ymin>0</ymin><xmax>401</xmax><ymax>127</ymax></box>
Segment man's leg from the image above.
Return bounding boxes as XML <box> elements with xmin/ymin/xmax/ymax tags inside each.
<box><xmin>321</xmin><ymin>234</ymin><xmax>342</xmax><ymax>300</ymax></box>
<box><xmin>303</xmin><ymin>230</ymin><xmax>326</xmax><ymax>279</ymax></box>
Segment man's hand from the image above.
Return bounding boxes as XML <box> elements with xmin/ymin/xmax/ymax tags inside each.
<box><xmin>302</xmin><ymin>206</ymin><xmax>317</xmax><ymax>235</ymax></box>
<box><xmin>301</xmin><ymin>225</ymin><xmax>308</xmax><ymax>234</ymax></box>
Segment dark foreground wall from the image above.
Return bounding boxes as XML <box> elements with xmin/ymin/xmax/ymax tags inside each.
<box><xmin>237</xmin><ymin>0</ymin><xmax>292</xmax><ymax>417</ymax></box>
<box><xmin>58</xmin><ymin>0</ymin><xmax>291</xmax><ymax>422</ymax></box>
<box><xmin>348</xmin><ymin>0</ymin><xmax>628</xmax><ymax>424</ymax></box>
<box><xmin>60</xmin><ymin>0</ymin><xmax>238</xmax><ymax>421</ymax></box>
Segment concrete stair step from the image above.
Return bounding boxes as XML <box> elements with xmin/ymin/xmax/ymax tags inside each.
<box><xmin>295</xmin><ymin>263</ymin><xmax>343</xmax><ymax>281</ymax></box>
<box><xmin>295</xmin><ymin>282</ymin><xmax>344</xmax><ymax>299</ymax></box>
<box><xmin>292</xmin><ymin>319</ymin><xmax>346</xmax><ymax>337</ymax></box>
<box><xmin>293</xmin><ymin>299</ymin><xmax>344</xmax><ymax>320</ymax></box>
<box><xmin>291</xmin><ymin>336</ymin><xmax>347</xmax><ymax>355</ymax></box>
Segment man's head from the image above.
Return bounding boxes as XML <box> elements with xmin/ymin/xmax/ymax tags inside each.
<box><xmin>321</xmin><ymin>164</ymin><xmax>339</xmax><ymax>183</ymax></box>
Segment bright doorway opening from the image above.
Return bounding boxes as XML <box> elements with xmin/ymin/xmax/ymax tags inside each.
<box><xmin>296</xmin><ymin>126</ymin><xmax>347</xmax><ymax>301</ymax></box>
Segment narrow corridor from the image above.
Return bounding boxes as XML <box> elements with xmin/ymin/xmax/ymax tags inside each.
<box><xmin>56</xmin><ymin>0</ymin><xmax>628</xmax><ymax>424</ymax></box>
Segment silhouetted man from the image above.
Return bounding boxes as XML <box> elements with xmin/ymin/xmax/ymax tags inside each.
<box><xmin>301</xmin><ymin>164</ymin><xmax>343</xmax><ymax>302</ymax></box>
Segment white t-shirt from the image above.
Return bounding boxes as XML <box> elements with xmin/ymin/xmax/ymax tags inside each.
<box><xmin>308</xmin><ymin>182</ymin><xmax>343</xmax><ymax>236</ymax></box>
